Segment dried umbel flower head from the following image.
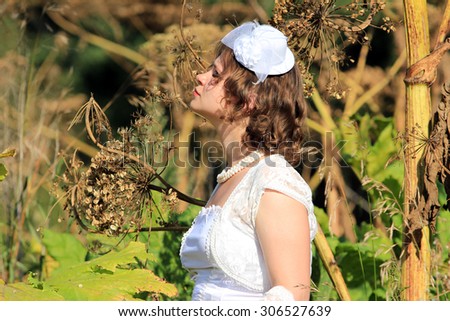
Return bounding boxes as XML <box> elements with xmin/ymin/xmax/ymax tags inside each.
<box><xmin>60</xmin><ymin>93</ymin><xmax>206</xmax><ymax>235</ymax></box>
<box><xmin>271</xmin><ymin>0</ymin><xmax>393</xmax><ymax>98</ymax></box>
<box><xmin>61</xmin><ymin>95</ymin><xmax>172</xmax><ymax>235</ymax></box>
<box><xmin>161</xmin><ymin>188</ymin><xmax>179</xmax><ymax>212</ymax></box>
<box><xmin>71</xmin><ymin>138</ymin><xmax>153</xmax><ymax>235</ymax></box>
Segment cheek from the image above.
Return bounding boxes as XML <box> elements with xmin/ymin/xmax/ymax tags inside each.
<box><xmin>204</xmin><ymin>79</ymin><xmax>219</xmax><ymax>91</ymax></box>
<box><xmin>206</xmin><ymin>84</ymin><xmax>224</xmax><ymax>100</ymax></box>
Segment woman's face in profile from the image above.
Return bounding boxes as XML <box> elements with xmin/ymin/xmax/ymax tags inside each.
<box><xmin>190</xmin><ymin>56</ymin><xmax>228</xmax><ymax>123</ymax></box>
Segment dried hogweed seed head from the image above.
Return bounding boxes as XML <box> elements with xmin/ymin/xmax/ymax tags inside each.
<box><xmin>270</xmin><ymin>0</ymin><xmax>391</xmax><ymax>99</ymax></box>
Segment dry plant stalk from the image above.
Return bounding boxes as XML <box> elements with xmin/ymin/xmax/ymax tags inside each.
<box><xmin>401</xmin><ymin>0</ymin><xmax>432</xmax><ymax>301</ymax></box>
<box><xmin>313</xmin><ymin>226</ymin><xmax>351</xmax><ymax>301</ymax></box>
<box><xmin>401</xmin><ymin>0</ymin><xmax>450</xmax><ymax>301</ymax></box>
<box><xmin>404</xmin><ymin>0</ymin><xmax>450</xmax><ymax>86</ymax></box>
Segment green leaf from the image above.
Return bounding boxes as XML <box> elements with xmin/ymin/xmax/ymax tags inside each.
<box><xmin>49</xmin><ymin>241</ymin><xmax>152</xmax><ymax>280</ymax></box>
<box><xmin>366</xmin><ymin>122</ymin><xmax>398</xmax><ymax>177</ymax></box>
<box><xmin>87</xmin><ymin>241</ymin><xmax>156</xmax><ymax>271</ymax></box>
<box><xmin>314</xmin><ymin>206</ymin><xmax>330</xmax><ymax>235</ymax></box>
<box><xmin>334</xmin><ymin>242</ymin><xmax>386</xmax><ymax>300</ymax></box>
<box><xmin>42</xmin><ymin>230</ymin><xmax>88</xmax><ymax>268</ymax></box>
<box><xmin>436</xmin><ymin>209</ymin><xmax>450</xmax><ymax>260</ymax></box>
<box><xmin>44</xmin><ymin>241</ymin><xmax>176</xmax><ymax>300</ymax></box>
<box><xmin>359</xmin><ymin>224</ymin><xmax>394</xmax><ymax>262</ymax></box>
<box><xmin>0</xmin><ymin>279</ymin><xmax>64</xmax><ymax>301</ymax></box>
<box><xmin>0</xmin><ymin>163</ymin><xmax>7</xmax><ymax>182</ymax></box>
<box><xmin>47</xmin><ymin>268</ymin><xmax>177</xmax><ymax>300</ymax></box>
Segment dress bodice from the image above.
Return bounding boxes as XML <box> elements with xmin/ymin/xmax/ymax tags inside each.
<box><xmin>179</xmin><ymin>154</ymin><xmax>318</xmax><ymax>300</ymax></box>
<box><xmin>180</xmin><ymin>205</ymin><xmax>220</xmax><ymax>270</ymax></box>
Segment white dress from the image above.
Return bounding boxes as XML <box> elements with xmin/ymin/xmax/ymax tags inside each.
<box><xmin>179</xmin><ymin>154</ymin><xmax>318</xmax><ymax>300</ymax></box>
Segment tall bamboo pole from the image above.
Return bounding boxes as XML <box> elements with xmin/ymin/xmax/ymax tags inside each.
<box><xmin>401</xmin><ymin>0</ymin><xmax>432</xmax><ymax>300</ymax></box>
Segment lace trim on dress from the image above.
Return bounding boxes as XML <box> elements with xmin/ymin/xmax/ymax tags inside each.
<box><xmin>203</xmin><ymin>206</ymin><xmax>222</xmax><ymax>264</ymax></box>
<box><xmin>179</xmin><ymin>213</ymin><xmax>198</xmax><ymax>265</ymax></box>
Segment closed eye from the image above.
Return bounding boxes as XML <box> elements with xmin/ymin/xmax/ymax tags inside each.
<box><xmin>205</xmin><ymin>60</ymin><xmax>223</xmax><ymax>85</ymax></box>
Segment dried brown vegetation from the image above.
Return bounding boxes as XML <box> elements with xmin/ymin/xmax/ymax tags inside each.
<box><xmin>406</xmin><ymin>82</ymin><xmax>450</xmax><ymax>233</ymax></box>
<box><xmin>271</xmin><ymin>0</ymin><xmax>396</xmax><ymax>98</ymax></box>
<box><xmin>61</xmin><ymin>95</ymin><xmax>206</xmax><ymax>235</ymax></box>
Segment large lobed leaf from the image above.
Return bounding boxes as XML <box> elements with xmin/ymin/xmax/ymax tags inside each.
<box><xmin>46</xmin><ymin>268</ymin><xmax>177</xmax><ymax>300</ymax></box>
<box><xmin>1</xmin><ymin>241</ymin><xmax>177</xmax><ymax>300</ymax></box>
<box><xmin>46</xmin><ymin>241</ymin><xmax>177</xmax><ymax>300</ymax></box>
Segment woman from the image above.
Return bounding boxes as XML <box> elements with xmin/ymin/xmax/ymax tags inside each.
<box><xmin>179</xmin><ymin>21</ymin><xmax>317</xmax><ymax>301</ymax></box>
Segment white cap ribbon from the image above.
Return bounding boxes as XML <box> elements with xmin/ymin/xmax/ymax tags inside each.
<box><xmin>221</xmin><ymin>21</ymin><xmax>295</xmax><ymax>84</ymax></box>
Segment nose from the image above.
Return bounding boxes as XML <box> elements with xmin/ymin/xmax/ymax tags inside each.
<box><xmin>196</xmin><ymin>70</ymin><xmax>209</xmax><ymax>86</ymax></box>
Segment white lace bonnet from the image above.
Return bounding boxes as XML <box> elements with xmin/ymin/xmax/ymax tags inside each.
<box><xmin>221</xmin><ymin>21</ymin><xmax>295</xmax><ymax>84</ymax></box>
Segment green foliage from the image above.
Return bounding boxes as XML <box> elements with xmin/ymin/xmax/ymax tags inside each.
<box><xmin>431</xmin><ymin>206</ymin><xmax>450</xmax><ymax>300</ymax></box>
<box><xmin>0</xmin><ymin>164</ymin><xmax>7</xmax><ymax>182</ymax></box>
<box><xmin>335</xmin><ymin>236</ymin><xmax>387</xmax><ymax>300</ymax></box>
<box><xmin>0</xmin><ymin>149</ymin><xmax>15</xmax><ymax>182</ymax></box>
<box><xmin>150</xmin><ymin>205</ymin><xmax>200</xmax><ymax>301</ymax></box>
<box><xmin>340</xmin><ymin>115</ymin><xmax>402</xmax><ymax>179</ymax></box>
<box><xmin>0</xmin><ymin>278</ymin><xmax>64</xmax><ymax>301</ymax></box>
<box><xmin>42</xmin><ymin>230</ymin><xmax>88</xmax><ymax>267</ymax></box>
<box><xmin>312</xmin><ymin>207</ymin><xmax>396</xmax><ymax>301</ymax></box>
<box><xmin>0</xmin><ymin>239</ymin><xmax>177</xmax><ymax>301</ymax></box>
<box><xmin>311</xmin><ymin>115</ymin><xmax>405</xmax><ymax>300</ymax></box>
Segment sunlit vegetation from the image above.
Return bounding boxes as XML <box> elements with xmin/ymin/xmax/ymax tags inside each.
<box><xmin>0</xmin><ymin>0</ymin><xmax>449</xmax><ymax>301</ymax></box>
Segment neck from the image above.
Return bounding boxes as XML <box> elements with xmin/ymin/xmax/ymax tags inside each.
<box><xmin>215</xmin><ymin>120</ymin><xmax>249</xmax><ymax>167</ymax></box>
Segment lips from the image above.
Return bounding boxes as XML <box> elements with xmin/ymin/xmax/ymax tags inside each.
<box><xmin>193</xmin><ymin>88</ymin><xmax>200</xmax><ymax>97</ymax></box>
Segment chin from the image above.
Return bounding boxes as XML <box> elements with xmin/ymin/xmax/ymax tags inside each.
<box><xmin>189</xmin><ymin>105</ymin><xmax>203</xmax><ymax>116</ymax></box>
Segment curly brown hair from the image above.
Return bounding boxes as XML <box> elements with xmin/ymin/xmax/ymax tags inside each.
<box><xmin>214</xmin><ymin>43</ymin><xmax>308</xmax><ymax>166</ymax></box>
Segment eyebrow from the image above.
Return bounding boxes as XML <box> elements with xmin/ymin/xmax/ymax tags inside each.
<box><xmin>211</xmin><ymin>61</ymin><xmax>223</xmax><ymax>73</ymax></box>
